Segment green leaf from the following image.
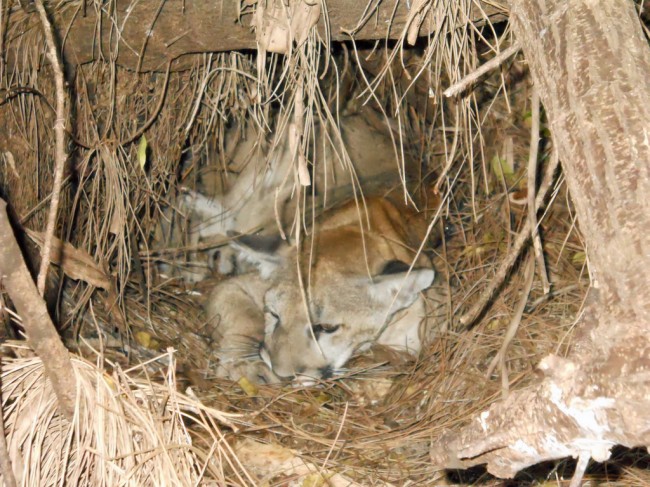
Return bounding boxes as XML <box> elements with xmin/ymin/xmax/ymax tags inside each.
<box><xmin>572</xmin><ymin>251</ymin><xmax>587</xmax><ymax>265</ymax></box>
<box><xmin>490</xmin><ymin>155</ymin><xmax>514</xmax><ymax>179</ymax></box>
<box><xmin>137</xmin><ymin>135</ymin><xmax>148</xmax><ymax>171</ymax></box>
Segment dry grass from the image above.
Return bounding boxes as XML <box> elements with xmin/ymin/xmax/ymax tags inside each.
<box><xmin>0</xmin><ymin>345</ymin><xmax>249</xmax><ymax>485</ymax></box>
<box><xmin>0</xmin><ymin>1</ymin><xmax>647</xmax><ymax>485</ymax></box>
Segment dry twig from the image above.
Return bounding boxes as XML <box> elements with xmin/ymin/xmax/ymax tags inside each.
<box><xmin>119</xmin><ymin>59</ymin><xmax>172</xmax><ymax>146</ymax></box>
<box><xmin>444</xmin><ymin>43</ymin><xmax>520</xmax><ymax>98</ymax></box>
<box><xmin>135</xmin><ymin>0</ymin><xmax>168</xmax><ymax>74</ymax></box>
<box><xmin>527</xmin><ymin>87</ymin><xmax>550</xmax><ymax>293</ymax></box>
<box><xmin>570</xmin><ymin>452</ymin><xmax>591</xmax><ymax>487</ymax></box>
<box><xmin>460</xmin><ymin>149</ymin><xmax>560</xmax><ymax>328</ymax></box>
<box><xmin>34</xmin><ymin>0</ymin><xmax>69</xmax><ymax>297</ymax></box>
<box><xmin>485</xmin><ymin>254</ymin><xmax>536</xmax><ymax>398</ymax></box>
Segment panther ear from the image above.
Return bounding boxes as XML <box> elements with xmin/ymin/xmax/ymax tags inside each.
<box><xmin>229</xmin><ymin>232</ymin><xmax>288</xmax><ymax>278</ymax></box>
<box><xmin>369</xmin><ymin>260</ymin><xmax>435</xmax><ymax>310</ymax></box>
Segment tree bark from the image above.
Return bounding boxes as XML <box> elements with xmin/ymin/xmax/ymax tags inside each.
<box><xmin>53</xmin><ymin>0</ymin><xmax>506</xmax><ymax>71</ymax></box>
<box><xmin>0</xmin><ymin>200</ymin><xmax>76</xmax><ymax>420</ymax></box>
<box><xmin>431</xmin><ymin>0</ymin><xmax>650</xmax><ymax>478</ymax></box>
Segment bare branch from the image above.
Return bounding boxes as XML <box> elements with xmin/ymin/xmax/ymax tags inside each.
<box><xmin>485</xmin><ymin>254</ymin><xmax>535</xmax><ymax>394</ymax></box>
<box><xmin>527</xmin><ymin>87</ymin><xmax>551</xmax><ymax>294</ymax></box>
<box><xmin>444</xmin><ymin>43</ymin><xmax>520</xmax><ymax>98</ymax></box>
<box><xmin>0</xmin><ymin>200</ymin><xmax>76</xmax><ymax>420</ymax></box>
<box><xmin>33</xmin><ymin>0</ymin><xmax>69</xmax><ymax>297</ymax></box>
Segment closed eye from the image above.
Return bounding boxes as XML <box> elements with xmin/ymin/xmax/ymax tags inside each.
<box><xmin>312</xmin><ymin>323</ymin><xmax>341</xmax><ymax>336</ymax></box>
<box><xmin>264</xmin><ymin>308</ymin><xmax>280</xmax><ymax>334</ymax></box>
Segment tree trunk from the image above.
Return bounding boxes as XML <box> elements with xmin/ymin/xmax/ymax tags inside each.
<box><xmin>431</xmin><ymin>0</ymin><xmax>650</xmax><ymax>478</ymax></box>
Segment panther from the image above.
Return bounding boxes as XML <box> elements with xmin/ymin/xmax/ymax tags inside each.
<box><xmin>179</xmin><ymin>110</ymin><xmax>406</xmax><ymax>278</ymax></box>
<box><xmin>203</xmin><ymin>196</ymin><xmax>442</xmax><ymax>384</ymax></box>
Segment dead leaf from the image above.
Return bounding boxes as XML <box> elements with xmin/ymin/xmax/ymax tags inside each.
<box><xmin>371</xmin><ymin>344</ymin><xmax>412</xmax><ymax>366</ymax></box>
<box><xmin>25</xmin><ymin>229</ymin><xmax>111</xmax><ymax>289</ymax></box>
<box><xmin>348</xmin><ymin>377</ymin><xmax>394</xmax><ymax>405</ymax></box>
<box><xmin>238</xmin><ymin>376</ymin><xmax>259</xmax><ymax>397</ymax></box>
<box><xmin>235</xmin><ymin>438</ymin><xmax>366</xmax><ymax>486</ymax></box>
<box><xmin>134</xmin><ymin>331</ymin><xmax>160</xmax><ymax>350</ymax></box>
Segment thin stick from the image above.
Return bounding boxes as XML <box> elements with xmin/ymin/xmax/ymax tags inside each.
<box><xmin>0</xmin><ymin>0</ymin><xmax>6</xmax><ymax>80</ymax></box>
<box><xmin>527</xmin><ymin>87</ymin><xmax>551</xmax><ymax>293</ymax></box>
<box><xmin>141</xmin><ymin>224</ymin><xmax>264</xmax><ymax>257</ymax></box>
<box><xmin>19</xmin><ymin>175</ymin><xmax>72</xmax><ymax>224</ymax></box>
<box><xmin>460</xmin><ymin>148</ymin><xmax>560</xmax><ymax>328</ymax></box>
<box><xmin>129</xmin><ymin>231</ymin><xmax>148</xmax><ymax>306</ymax></box>
<box><xmin>570</xmin><ymin>452</ymin><xmax>590</xmax><ymax>487</ymax></box>
<box><xmin>443</xmin><ymin>43</ymin><xmax>520</xmax><ymax>98</ymax></box>
<box><xmin>486</xmin><ymin>254</ymin><xmax>535</xmax><ymax>399</ymax></box>
<box><xmin>183</xmin><ymin>54</ymin><xmax>213</xmax><ymax>137</ymax></box>
<box><xmin>34</xmin><ymin>0</ymin><xmax>69</xmax><ymax>297</ymax></box>
<box><xmin>526</xmin><ymin>284</ymin><xmax>579</xmax><ymax>312</ymax></box>
<box><xmin>119</xmin><ymin>59</ymin><xmax>172</xmax><ymax>146</ymax></box>
<box><xmin>0</xmin><ymin>374</ymin><xmax>17</xmax><ymax>487</ymax></box>
<box><xmin>319</xmin><ymin>401</ymin><xmax>348</xmax><ymax>476</ymax></box>
<box><xmin>135</xmin><ymin>0</ymin><xmax>167</xmax><ymax>74</ymax></box>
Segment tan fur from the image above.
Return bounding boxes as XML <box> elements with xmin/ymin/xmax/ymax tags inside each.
<box><xmin>205</xmin><ymin>197</ymin><xmax>441</xmax><ymax>384</ymax></box>
<box><xmin>204</xmin><ymin>274</ymin><xmax>280</xmax><ymax>383</ymax></box>
<box><xmin>180</xmin><ymin>111</ymin><xmax>406</xmax><ymax>279</ymax></box>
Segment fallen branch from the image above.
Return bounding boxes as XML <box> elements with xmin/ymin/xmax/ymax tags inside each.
<box><xmin>0</xmin><ymin>199</ymin><xmax>76</xmax><ymax>420</ymax></box>
<box><xmin>34</xmin><ymin>0</ymin><xmax>70</xmax><ymax>297</ymax></box>
<box><xmin>444</xmin><ymin>43</ymin><xmax>520</xmax><ymax>98</ymax></box>
<box><xmin>118</xmin><ymin>60</ymin><xmax>172</xmax><ymax>146</ymax></box>
<box><xmin>54</xmin><ymin>1</ymin><xmax>508</xmax><ymax>71</ymax></box>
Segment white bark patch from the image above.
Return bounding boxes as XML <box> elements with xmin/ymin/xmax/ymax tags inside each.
<box><xmin>479</xmin><ymin>410</ymin><xmax>490</xmax><ymax>432</ymax></box>
<box><xmin>512</xmin><ymin>439</ymin><xmax>537</xmax><ymax>457</ymax></box>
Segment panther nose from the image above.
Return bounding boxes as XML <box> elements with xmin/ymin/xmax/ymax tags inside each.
<box><xmin>319</xmin><ymin>365</ymin><xmax>333</xmax><ymax>379</ymax></box>
<box><xmin>293</xmin><ymin>366</ymin><xmax>333</xmax><ymax>386</ymax></box>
